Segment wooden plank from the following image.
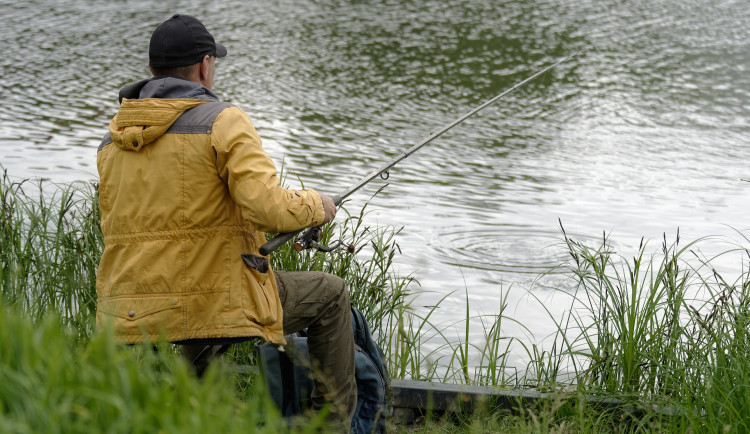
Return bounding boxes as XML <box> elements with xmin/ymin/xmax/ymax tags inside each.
<box><xmin>228</xmin><ymin>365</ymin><xmax>678</xmax><ymax>423</ymax></box>
<box><xmin>391</xmin><ymin>379</ymin><xmax>546</xmax><ymax>412</ymax></box>
<box><xmin>389</xmin><ymin>379</ymin><xmax>552</xmax><ymax>423</ymax></box>
<box><xmin>390</xmin><ymin>379</ymin><xmax>640</xmax><ymax>425</ymax></box>
<box><xmin>389</xmin><ymin>379</ymin><xmax>681</xmax><ymax>424</ymax></box>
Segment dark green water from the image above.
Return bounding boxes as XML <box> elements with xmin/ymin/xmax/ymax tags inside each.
<box><xmin>2</xmin><ymin>0</ymin><xmax>749</xmax><ymax>359</ymax></box>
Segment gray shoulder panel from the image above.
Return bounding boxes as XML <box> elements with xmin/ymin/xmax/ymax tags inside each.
<box><xmin>98</xmin><ymin>133</ymin><xmax>113</xmax><ymax>152</ymax></box>
<box><xmin>166</xmin><ymin>101</ymin><xmax>234</xmax><ymax>135</ymax></box>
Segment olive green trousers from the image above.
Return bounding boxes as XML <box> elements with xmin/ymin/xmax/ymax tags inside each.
<box><xmin>181</xmin><ymin>270</ymin><xmax>357</xmax><ymax>428</ymax></box>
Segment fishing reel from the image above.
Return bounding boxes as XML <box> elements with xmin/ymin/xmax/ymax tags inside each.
<box><xmin>293</xmin><ymin>226</ymin><xmax>346</xmax><ymax>253</ymax></box>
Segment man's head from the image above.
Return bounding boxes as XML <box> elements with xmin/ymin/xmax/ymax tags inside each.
<box><xmin>148</xmin><ymin>14</ymin><xmax>227</xmax><ymax>88</ymax></box>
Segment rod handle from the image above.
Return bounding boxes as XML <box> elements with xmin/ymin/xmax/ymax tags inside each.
<box><xmin>259</xmin><ymin>230</ymin><xmax>299</xmax><ymax>256</ymax></box>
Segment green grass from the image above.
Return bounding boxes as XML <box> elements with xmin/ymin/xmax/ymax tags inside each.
<box><xmin>0</xmin><ymin>303</ymin><xmax>309</xmax><ymax>434</ymax></box>
<box><xmin>5</xmin><ymin>170</ymin><xmax>750</xmax><ymax>432</ymax></box>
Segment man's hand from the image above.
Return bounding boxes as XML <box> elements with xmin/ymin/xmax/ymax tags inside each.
<box><xmin>319</xmin><ymin>193</ymin><xmax>337</xmax><ymax>224</ymax></box>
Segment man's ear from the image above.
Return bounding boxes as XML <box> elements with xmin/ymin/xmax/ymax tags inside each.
<box><xmin>199</xmin><ymin>55</ymin><xmax>210</xmax><ymax>81</ymax></box>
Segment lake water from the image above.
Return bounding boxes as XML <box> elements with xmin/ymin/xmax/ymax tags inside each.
<box><xmin>2</xmin><ymin>0</ymin><xmax>749</xmax><ymax>372</ymax></box>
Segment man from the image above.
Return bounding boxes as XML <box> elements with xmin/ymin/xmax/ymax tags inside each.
<box><xmin>96</xmin><ymin>14</ymin><xmax>356</xmax><ymax>427</ymax></box>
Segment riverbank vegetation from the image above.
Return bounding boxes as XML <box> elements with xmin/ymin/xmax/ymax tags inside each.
<box><xmin>2</xmin><ymin>171</ymin><xmax>750</xmax><ymax>432</ymax></box>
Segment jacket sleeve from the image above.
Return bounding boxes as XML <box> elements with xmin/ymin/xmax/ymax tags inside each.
<box><xmin>211</xmin><ymin>106</ymin><xmax>325</xmax><ymax>234</ymax></box>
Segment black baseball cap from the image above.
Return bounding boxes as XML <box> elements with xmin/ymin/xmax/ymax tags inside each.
<box><xmin>149</xmin><ymin>14</ymin><xmax>228</xmax><ymax>68</ymax></box>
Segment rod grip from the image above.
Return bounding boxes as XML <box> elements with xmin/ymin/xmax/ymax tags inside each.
<box><xmin>259</xmin><ymin>230</ymin><xmax>300</xmax><ymax>256</ymax></box>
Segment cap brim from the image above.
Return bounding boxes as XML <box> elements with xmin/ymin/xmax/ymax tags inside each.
<box><xmin>215</xmin><ymin>42</ymin><xmax>227</xmax><ymax>58</ymax></box>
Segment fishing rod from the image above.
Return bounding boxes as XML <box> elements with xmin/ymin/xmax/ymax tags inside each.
<box><xmin>259</xmin><ymin>53</ymin><xmax>577</xmax><ymax>255</ymax></box>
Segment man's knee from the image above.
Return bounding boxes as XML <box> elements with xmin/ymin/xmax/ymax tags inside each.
<box><xmin>278</xmin><ymin>271</ymin><xmax>351</xmax><ymax>334</ymax></box>
<box><xmin>324</xmin><ymin>273</ymin><xmax>348</xmax><ymax>303</ymax></box>
<box><xmin>312</xmin><ymin>271</ymin><xmax>346</xmax><ymax>293</ymax></box>
<box><xmin>315</xmin><ymin>272</ymin><xmax>350</xmax><ymax>323</ymax></box>
<box><xmin>306</xmin><ymin>271</ymin><xmax>349</xmax><ymax>308</ymax></box>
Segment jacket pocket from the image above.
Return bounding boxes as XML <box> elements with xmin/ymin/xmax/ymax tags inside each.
<box><xmin>99</xmin><ymin>296</ymin><xmax>181</xmax><ymax>321</ymax></box>
<box><xmin>241</xmin><ymin>265</ymin><xmax>279</xmax><ymax>327</ymax></box>
<box><xmin>286</xmin><ymin>193</ymin><xmax>313</xmax><ymax>226</ymax></box>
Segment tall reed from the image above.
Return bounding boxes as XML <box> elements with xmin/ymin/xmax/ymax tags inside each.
<box><xmin>0</xmin><ymin>169</ymin><xmax>101</xmax><ymax>342</ymax></box>
<box><xmin>673</xmin><ymin>242</ymin><xmax>750</xmax><ymax>432</ymax></box>
<box><xmin>555</xmin><ymin>227</ymin><xmax>699</xmax><ymax>398</ymax></box>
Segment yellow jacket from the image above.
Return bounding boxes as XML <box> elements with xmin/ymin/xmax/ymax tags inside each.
<box><xmin>96</xmin><ymin>77</ymin><xmax>324</xmax><ymax>345</ymax></box>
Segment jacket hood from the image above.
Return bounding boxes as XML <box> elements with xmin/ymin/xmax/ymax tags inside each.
<box><xmin>109</xmin><ymin>77</ymin><xmax>219</xmax><ymax>152</ymax></box>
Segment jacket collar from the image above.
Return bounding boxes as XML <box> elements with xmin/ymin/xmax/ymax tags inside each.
<box><xmin>118</xmin><ymin>76</ymin><xmax>220</xmax><ymax>103</ymax></box>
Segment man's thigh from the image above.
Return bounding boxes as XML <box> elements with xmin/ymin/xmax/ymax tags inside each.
<box><xmin>274</xmin><ymin>270</ymin><xmax>347</xmax><ymax>335</ymax></box>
